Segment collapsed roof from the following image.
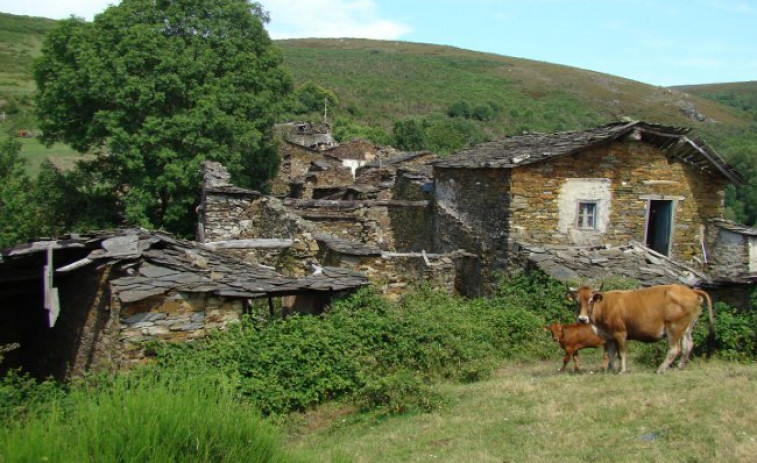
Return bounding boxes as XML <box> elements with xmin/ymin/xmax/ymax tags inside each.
<box><xmin>515</xmin><ymin>240</ymin><xmax>707</xmax><ymax>288</ymax></box>
<box><xmin>1</xmin><ymin>229</ymin><xmax>369</xmax><ymax>322</ymax></box>
<box><xmin>435</xmin><ymin>121</ymin><xmax>744</xmax><ymax>185</ymax></box>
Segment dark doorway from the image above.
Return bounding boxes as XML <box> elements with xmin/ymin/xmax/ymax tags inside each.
<box><xmin>646</xmin><ymin>200</ymin><xmax>673</xmax><ymax>256</ymax></box>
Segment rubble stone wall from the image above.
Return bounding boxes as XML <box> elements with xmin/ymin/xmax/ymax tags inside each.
<box><xmin>110</xmin><ymin>291</ymin><xmax>245</xmax><ymax>367</ymax></box>
<box><xmin>433</xmin><ymin>167</ymin><xmax>512</xmax><ymax>285</ymax></box>
<box><xmin>706</xmin><ymin>226</ymin><xmax>749</xmax><ymax>280</ymax></box>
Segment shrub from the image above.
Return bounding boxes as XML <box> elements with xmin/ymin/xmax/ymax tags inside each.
<box><xmin>357</xmin><ymin>368</ymin><xmax>446</xmax><ymax>415</ymax></box>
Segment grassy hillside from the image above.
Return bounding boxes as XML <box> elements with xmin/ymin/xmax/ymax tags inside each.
<box><xmin>0</xmin><ymin>13</ymin><xmax>755</xmax><ymax>170</ymax></box>
<box><xmin>0</xmin><ymin>13</ymin><xmax>55</xmax><ymax>97</ymax></box>
<box><xmin>277</xmin><ymin>38</ymin><xmax>749</xmax><ymax>138</ymax></box>
<box><xmin>673</xmin><ymin>81</ymin><xmax>757</xmax><ymax>121</ymax></box>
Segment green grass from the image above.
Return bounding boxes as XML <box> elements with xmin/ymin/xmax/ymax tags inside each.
<box><xmin>0</xmin><ymin>371</ymin><xmax>328</xmax><ymax>463</ymax></box>
<box><xmin>287</xmin><ymin>359</ymin><xmax>757</xmax><ymax>463</ymax></box>
<box><xmin>15</xmin><ymin>138</ymin><xmax>86</xmax><ymax>174</ymax></box>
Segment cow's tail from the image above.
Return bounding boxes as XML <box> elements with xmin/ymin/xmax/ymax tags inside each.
<box><xmin>694</xmin><ymin>289</ymin><xmax>715</xmax><ymax>359</ymax></box>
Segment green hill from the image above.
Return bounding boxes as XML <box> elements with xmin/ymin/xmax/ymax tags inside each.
<box><xmin>672</xmin><ymin>81</ymin><xmax>757</xmax><ymax>121</ymax></box>
<box><xmin>277</xmin><ymin>38</ymin><xmax>749</xmax><ymax>139</ymax></box>
<box><xmin>1</xmin><ymin>13</ymin><xmax>755</xmax><ymax>168</ymax></box>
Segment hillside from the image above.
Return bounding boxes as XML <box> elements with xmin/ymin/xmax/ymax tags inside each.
<box><xmin>1</xmin><ymin>13</ymin><xmax>756</xmax><ymax>170</ymax></box>
<box><xmin>277</xmin><ymin>38</ymin><xmax>749</xmax><ymax>140</ymax></box>
<box><xmin>672</xmin><ymin>81</ymin><xmax>757</xmax><ymax>121</ymax></box>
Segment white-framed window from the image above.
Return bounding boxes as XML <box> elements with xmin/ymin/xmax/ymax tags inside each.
<box><xmin>577</xmin><ymin>202</ymin><xmax>597</xmax><ymax>229</ymax></box>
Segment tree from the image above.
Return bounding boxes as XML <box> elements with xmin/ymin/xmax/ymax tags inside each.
<box><xmin>34</xmin><ymin>0</ymin><xmax>292</xmax><ymax>236</ymax></box>
<box><xmin>292</xmin><ymin>81</ymin><xmax>340</xmax><ymax>115</ymax></box>
<box><xmin>0</xmin><ymin>136</ymin><xmax>40</xmax><ymax>247</ymax></box>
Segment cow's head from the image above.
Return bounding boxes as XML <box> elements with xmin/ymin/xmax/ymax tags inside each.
<box><xmin>544</xmin><ymin>322</ymin><xmax>563</xmax><ymax>342</ymax></box>
<box><xmin>567</xmin><ymin>283</ymin><xmax>603</xmax><ymax>324</ymax></box>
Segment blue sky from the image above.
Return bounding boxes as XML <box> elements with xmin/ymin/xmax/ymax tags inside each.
<box><xmin>2</xmin><ymin>0</ymin><xmax>755</xmax><ymax>86</ymax></box>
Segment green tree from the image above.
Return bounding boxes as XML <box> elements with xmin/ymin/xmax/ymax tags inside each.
<box><xmin>0</xmin><ymin>136</ymin><xmax>39</xmax><ymax>247</ymax></box>
<box><xmin>33</xmin><ymin>0</ymin><xmax>292</xmax><ymax>236</ymax></box>
<box><xmin>292</xmin><ymin>81</ymin><xmax>340</xmax><ymax>115</ymax></box>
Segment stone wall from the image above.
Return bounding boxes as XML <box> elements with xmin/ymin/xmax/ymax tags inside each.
<box><xmin>433</xmin><ymin>167</ymin><xmax>512</xmax><ymax>283</ymax></box>
<box><xmin>508</xmin><ymin>140</ymin><xmax>727</xmax><ymax>263</ymax></box>
<box><xmin>113</xmin><ymin>291</ymin><xmax>245</xmax><ymax>367</ymax></box>
<box><xmin>391</xmin><ymin>168</ymin><xmax>435</xmax><ymax>252</ymax></box>
<box><xmin>272</xmin><ymin>142</ymin><xmax>318</xmax><ymax>197</ymax></box>
<box><xmin>706</xmin><ymin>224</ymin><xmax>751</xmax><ymax>282</ymax></box>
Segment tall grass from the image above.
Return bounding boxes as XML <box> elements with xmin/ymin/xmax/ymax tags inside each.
<box><xmin>0</xmin><ymin>371</ymin><xmax>310</xmax><ymax>463</ymax></box>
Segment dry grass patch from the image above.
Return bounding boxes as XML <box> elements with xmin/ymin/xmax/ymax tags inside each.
<box><xmin>288</xmin><ymin>360</ymin><xmax>757</xmax><ymax>463</ymax></box>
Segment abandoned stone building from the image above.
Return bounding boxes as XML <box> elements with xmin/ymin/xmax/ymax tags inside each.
<box><xmin>203</xmin><ymin>120</ymin><xmax>753</xmax><ymax>301</ymax></box>
<box><xmin>433</xmin><ymin>120</ymin><xmax>753</xmax><ymax>297</ymax></box>
<box><xmin>0</xmin><ymin>229</ymin><xmax>368</xmax><ymax>380</ymax></box>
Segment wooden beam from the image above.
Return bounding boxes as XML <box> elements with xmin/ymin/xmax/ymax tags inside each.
<box><xmin>204</xmin><ymin>239</ymin><xmax>294</xmax><ymax>250</ymax></box>
<box><xmin>283</xmin><ymin>199</ymin><xmax>429</xmax><ymax>209</ymax></box>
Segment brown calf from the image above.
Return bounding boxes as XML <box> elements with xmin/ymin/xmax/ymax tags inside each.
<box><xmin>544</xmin><ymin>322</ymin><xmax>609</xmax><ymax>372</ymax></box>
<box><xmin>569</xmin><ymin>284</ymin><xmax>714</xmax><ymax>373</ymax></box>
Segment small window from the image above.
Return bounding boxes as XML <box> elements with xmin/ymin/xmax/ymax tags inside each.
<box><xmin>577</xmin><ymin>202</ymin><xmax>597</xmax><ymax>229</ymax></box>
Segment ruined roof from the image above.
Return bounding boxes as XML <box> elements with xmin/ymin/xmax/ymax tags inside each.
<box><xmin>711</xmin><ymin>219</ymin><xmax>757</xmax><ymax>237</ymax></box>
<box><xmin>515</xmin><ymin>241</ymin><xmax>707</xmax><ymax>288</ymax></box>
<box><xmin>202</xmin><ymin>161</ymin><xmax>262</xmax><ymax>197</ymax></box>
<box><xmin>435</xmin><ymin>121</ymin><xmax>744</xmax><ymax>185</ymax></box>
<box><xmin>1</xmin><ymin>229</ymin><xmax>369</xmax><ymax>304</ymax></box>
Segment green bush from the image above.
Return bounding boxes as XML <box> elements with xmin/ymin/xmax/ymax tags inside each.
<box><xmin>357</xmin><ymin>368</ymin><xmax>446</xmax><ymax>415</ymax></box>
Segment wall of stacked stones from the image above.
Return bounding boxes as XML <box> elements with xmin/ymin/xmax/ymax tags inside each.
<box><xmin>319</xmin><ymin>251</ymin><xmax>458</xmax><ymax>299</ymax></box>
<box><xmin>433</xmin><ymin>168</ymin><xmax>512</xmax><ymax>284</ymax></box>
<box><xmin>508</xmin><ymin>141</ymin><xmax>727</xmax><ymax>263</ymax></box>
<box><xmin>114</xmin><ymin>291</ymin><xmax>244</xmax><ymax>366</ymax></box>
<box><xmin>391</xmin><ymin>171</ymin><xmax>435</xmax><ymax>252</ymax></box>
<box><xmin>705</xmin><ymin>226</ymin><xmax>749</xmax><ymax>280</ymax></box>
<box><xmin>203</xmin><ymin>193</ymin><xmax>320</xmax><ymax>276</ymax></box>
<box><xmin>272</xmin><ymin>143</ymin><xmax>320</xmax><ymax>197</ymax></box>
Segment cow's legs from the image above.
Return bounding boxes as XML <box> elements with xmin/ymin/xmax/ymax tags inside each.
<box><xmin>657</xmin><ymin>336</ymin><xmax>682</xmax><ymax>373</ymax></box>
<box><xmin>678</xmin><ymin>320</ymin><xmax>699</xmax><ymax>369</ymax></box>
<box><xmin>605</xmin><ymin>340</ymin><xmax>617</xmax><ymax>371</ymax></box>
<box><xmin>600</xmin><ymin>345</ymin><xmax>610</xmax><ymax>371</ymax></box>
<box><xmin>615</xmin><ymin>335</ymin><xmax>628</xmax><ymax>373</ymax></box>
<box><xmin>572</xmin><ymin>352</ymin><xmax>581</xmax><ymax>371</ymax></box>
<box><xmin>560</xmin><ymin>352</ymin><xmax>570</xmax><ymax>372</ymax></box>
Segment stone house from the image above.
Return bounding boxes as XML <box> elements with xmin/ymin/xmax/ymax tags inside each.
<box><xmin>0</xmin><ymin>229</ymin><xmax>368</xmax><ymax>380</ymax></box>
<box><xmin>432</xmin><ymin>121</ymin><xmax>746</xmax><ymax>293</ymax></box>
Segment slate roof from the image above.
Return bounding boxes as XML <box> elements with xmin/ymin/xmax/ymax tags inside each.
<box><xmin>1</xmin><ymin>229</ymin><xmax>369</xmax><ymax>304</ymax></box>
<box><xmin>515</xmin><ymin>240</ymin><xmax>708</xmax><ymax>288</ymax></box>
<box><xmin>435</xmin><ymin>121</ymin><xmax>744</xmax><ymax>185</ymax></box>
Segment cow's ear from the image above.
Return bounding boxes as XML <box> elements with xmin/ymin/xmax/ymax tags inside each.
<box><xmin>591</xmin><ymin>293</ymin><xmax>603</xmax><ymax>302</ymax></box>
<box><xmin>565</xmin><ymin>291</ymin><xmax>576</xmax><ymax>302</ymax></box>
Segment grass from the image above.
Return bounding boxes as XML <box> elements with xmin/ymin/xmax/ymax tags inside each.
<box><xmin>15</xmin><ymin>137</ymin><xmax>86</xmax><ymax>174</ymax></box>
<box><xmin>0</xmin><ymin>371</ymin><xmax>331</xmax><ymax>463</ymax></box>
<box><xmin>287</xmin><ymin>358</ymin><xmax>757</xmax><ymax>463</ymax></box>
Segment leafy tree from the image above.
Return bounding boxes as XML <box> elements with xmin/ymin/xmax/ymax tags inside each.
<box><xmin>392</xmin><ymin>118</ymin><xmax>427</xmax><ymax>151</ymax></box>
<box><xmin>0</xmin><ymin>136</ymin><xmax>39</xmax><ymax>247</ymax></box>
<box><xmin>33</xmin><ymin>0</ymin><xmax>292</xmax><ymax>236</ymax></box>
<box><xmin>332</xmin><ymin>116</ymin><xmax>390</xmax><ymax>145</ymax></box>
<box><xmin>392</xmin><ymin>116</ymin><xmax>488</xmax><ymax>155</ymax></box>
<box><xmin>292</xmin><ymin>81</ymin><xmax>340</xmax><ymax>115</ymax></box>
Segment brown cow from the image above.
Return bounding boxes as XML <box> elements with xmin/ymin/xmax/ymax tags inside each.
<box><xmin>544</xmin><ymin>322</ymin><xmax>609</xmax><ymax>372</ymax></box>
<box><xmin>569</xmin><ymin>284</ymin><xmax>714</xmax><ymax>373</ymax></box>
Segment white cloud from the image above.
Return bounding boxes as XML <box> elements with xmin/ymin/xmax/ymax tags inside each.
<box><xmin>263</xmin><ymin>0</ymin><xmax>411</xmax><ymax>39</ymax></box>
